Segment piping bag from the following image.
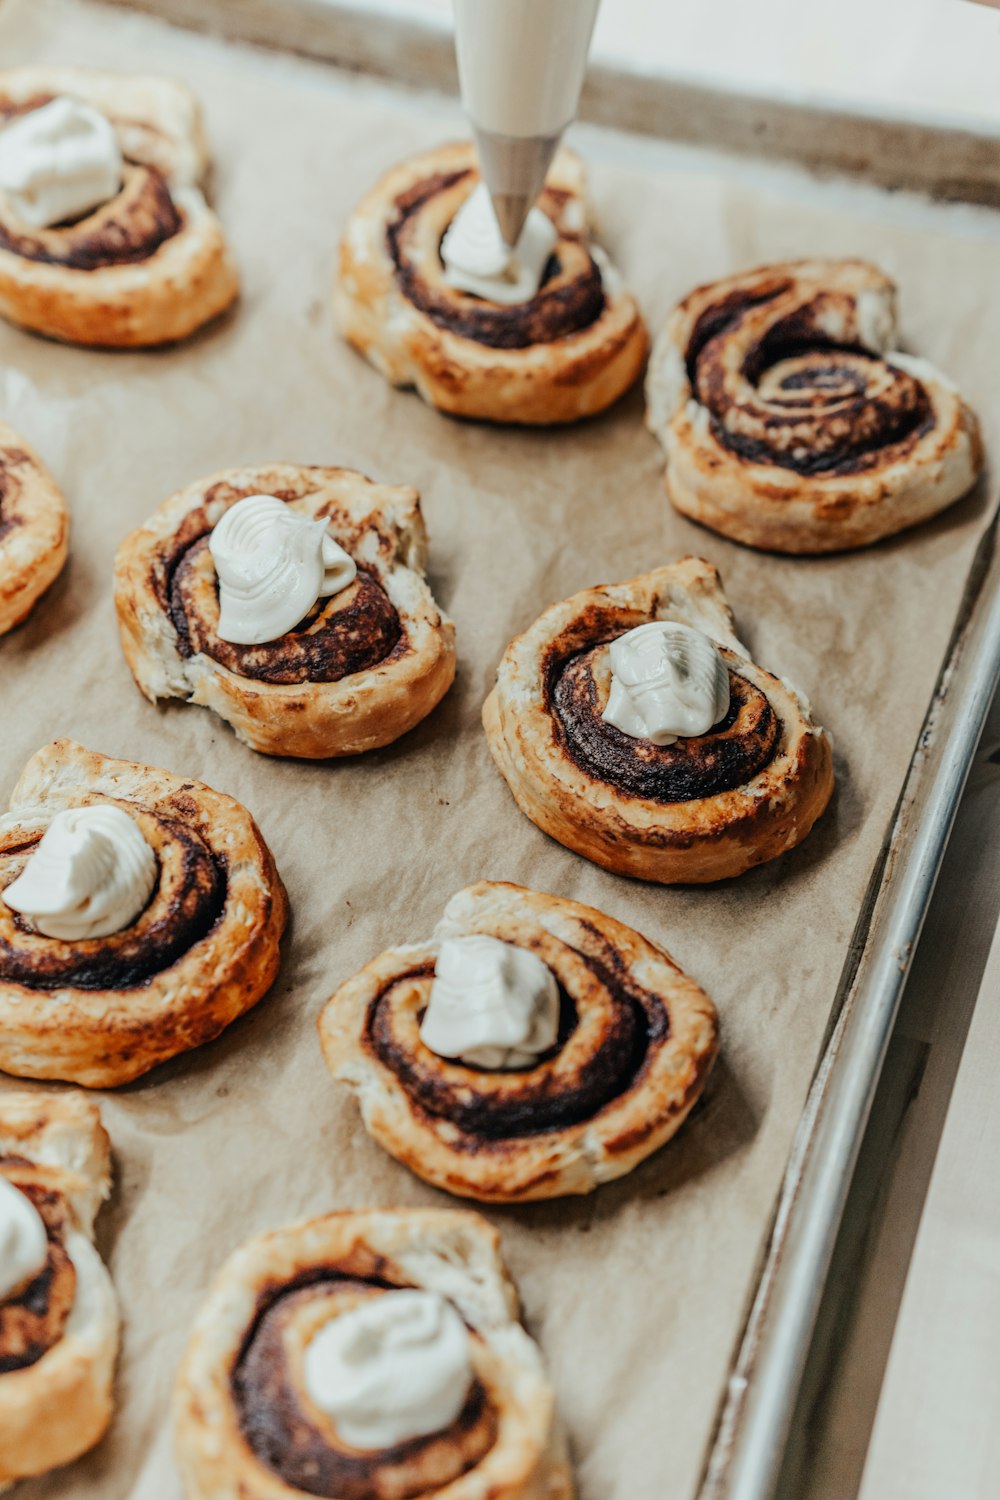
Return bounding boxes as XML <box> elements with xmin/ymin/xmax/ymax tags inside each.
<box><xmin>452</xmin><ymin>0</ymin><xmax>602</xmax><ymax>251</ymax></box>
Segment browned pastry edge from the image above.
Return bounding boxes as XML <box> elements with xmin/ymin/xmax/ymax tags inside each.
<box><xmin>174</xmin><ymin>1208</ymin><xmax>573</xmax><ymax>1500</ymax></box>
<box><xmin>0</xmin><ymin>68</ymin><xmax>238</xmax><ymax>346</ymax></box>
<box><xmin>482</xmin><ymin>557</ymin><xmax>834</xmax><ymax>884</ymax></box>
<box><xmin>0</xmin><ymin>1090</ymin><xmax>118</xmax><ymax>1488</ymax></box>
<box><xmin>319</xmin><ymin>882</ymin><xmax>719</xmax><ymax>1202</ymax></box>
<box><xmin>114</xmin><ymin>465</ymin><xmax>456</xmax><ymax>758</ymax></box>
<box><xmin>334</xmin><ymin>141</ymin><xmax>649</xmax><ymax>425</ymax></box>
<box><xmin>645</xmin><ymin>258</ymin><xmax>983</xmax><ymax>553</ymax></box>
<box><xmin>0</xmin><ymin>740</ymin><xmax>288</xmax><ymax>1087</ymax></box>
<box><xmin>0</xmin><ymin>422</ymin><xmax>68</xmax><ymax>635</ymax></box>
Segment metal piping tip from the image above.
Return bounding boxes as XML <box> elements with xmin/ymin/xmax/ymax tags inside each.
<box><xmin>488</xmin><ymin>192</ymin><xmax>539</xmax><ymax>253</ymax></box>
<box><xmin>472</xmin><ymin>126</ymin><xmax>561</xmax><ymax>248</ymax></box>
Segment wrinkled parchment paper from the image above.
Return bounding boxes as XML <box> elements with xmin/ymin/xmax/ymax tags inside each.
<box><xmin>0</xmin><ymin>1</ymin><xmax>997</xmax><ymax>1495</ymax></box>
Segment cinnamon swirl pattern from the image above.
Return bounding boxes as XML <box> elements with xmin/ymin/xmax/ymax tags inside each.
<box><xmin>115</xmin><ymin>465</ymin><xmax>456</xmax><ymax>758</ymax></box>
<box><xmin>0</xmin><ymin>67</ymin><xmax>238</xmax><ymax>346</ymax></box>
<box><xmin>0</xmin><ymin>1091</ymin><xmax>118</xmax><ymax>1488</ymax></box>
<box><xmin>319</xmin><ymin>883</ymin><xmax>719</xmax><ymax>1201</ymax></box>
<box><xmin>334</xmin><ymin>142</ymin><xmax>648</xmax><ymax>425</ymax></box>
<box><xmin>483</xmin><ymin>558</ymin><xmax>834</xmax><ymax>884</ymax></box>
<box><xmin>174</xmin><ymin>1208</ymin><xmax>572</xmax><ymax>1500</ymax></box>
<box><xmin>0</xmin><ymin>739</ymin><xmax>287</xmax><ymax>1087</ymax></box>
<box><xmin>646</xmin><ymin>259</ymin><xmax>983</xmax><ymax>553</ymax></box>
<box><xmin>0</xmin><ymin>422</ymin><xmax>68</xmax><ymax>635</ymax></box>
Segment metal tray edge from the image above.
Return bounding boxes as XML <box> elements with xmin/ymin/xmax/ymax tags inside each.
<box><xmin>701</xmin><ymin>509</ymin><xmax>1000</xmax><ymax>1500</ymax></box>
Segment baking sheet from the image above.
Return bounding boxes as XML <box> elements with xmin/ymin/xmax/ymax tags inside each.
<box><xmin>0</xmin><ymin>2</ymin><xmax>998</xmax><ymax>1497</ymax></box>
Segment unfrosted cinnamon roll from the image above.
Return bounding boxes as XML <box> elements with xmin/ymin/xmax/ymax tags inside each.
<box><xmin>483</xmin><ymin>557</ymin><xmax>834</xmax><ymax>883</ymax></box>
<box><xmin>0</xmin><ymin>67</ymin><xmax>238</xmax><ymax>346</ymax></box>
<box><xmin>0</xmin><ymin>1090</ymin><xmax>118</xmax><ymax>1489</ymax></box>
<box><xmin>0</xmin><ymin>739</ymin><xmax>287</xmax><ymax>1087</ymax></box>
<box><xmin>115</xmin><ymin>465</ymin><xmax>455</xmax><ymax>758</ymax></box>
<box><xmin>319</xmin><ymin>882</ymin><xmax>718</xmax><ymax>1202</ymax></box>
<box><xmin>174</xmin><ymin>1207</ymin><xmax>572</xmax><ymax>1500</ymax></box>
<box><xmin>0</xmin><ymin>422</ymin><xmax>68</xmax><ymax>635</ymax></box>
<box><xmin>646</xmin><ymin>259</ymin><xmax>983</xmax><ymax>553</ymax></box>
<box><xmin>334</xmin><ymin>142</ymin><xmax>648</xmax><ymax>425</ymax></box>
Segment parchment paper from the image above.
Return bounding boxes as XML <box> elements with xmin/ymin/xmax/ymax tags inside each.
<box><xmin>0</xmin><ymin>2</ymin><xmax>997</xmax><ymax>1496</ymax></box>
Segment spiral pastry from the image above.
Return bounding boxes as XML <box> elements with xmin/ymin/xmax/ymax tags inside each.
<box><xmin>0</xmin><ymin>67</ymin><xmax>238</xmax><ymax>346</ymax></box>
<box><xmin>645</xmin><ymin>259</ymin><xmax>984</xmax><ymax>553</ymax></box>
<box><xmin>483</xmin><ymin>557</ymin><xmax>834</xmax><ymax>884</ymax></box>
<box><xmin>115</xmin><ymin>465</ymin><xmax>455</xmax><ymax>759</ymax></box>
<box><xmin>0</xmin><ymin>422</ymin><xmax>68</xmax><ymax>635</ymax></box>
<box><xmin>334</xmin><ymin>142</ymin><xmax>648</xmax><ymax>425</ymax></box>
<box><xmin>174</xmin><ymin>1207</ymin><xmax>572</xmax><ymax>1500</ymax></box>
<box><xmin>0</xmin><ymin>1091</ymin><xmax>118</xmax><ymax>1488</ymax></box>
<box><xmin>0</xmin><ymin>739</ymin><xmax>287</xmax><ymax>1087</ymax></box>
<box><xmin>319</xmin><ymin>882</ymin><xmax>718</xmax><ymax>1202</ymax></box>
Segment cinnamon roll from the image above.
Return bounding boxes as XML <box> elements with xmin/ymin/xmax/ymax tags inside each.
<box><xmin>173</xmin><ymin>1207</ymin><xmax>572</xmax><ymax>1500</ymax></box>
<box><xmin>334</xmin><ymin>141</ymin><xmax>648</xmax><ymax>425</ymax></box>
<box><xmin>114</xmin><ymin>465</ymin><xmax>456</xmax><ymax>758</ymax></box>
<box><xmin>483</xmin><ymin>557</ymin><xmax>834</xmax><ymax>884</ymax></box>
<box><xmin>0</xmin><ymin>738</ymin><xmax>288</xmax><ymax>1087</ymax></box>
<box><xmin>318</xmin><ymin>882</ymin><xmax>718</xmax><ymax>1202</ymax></box>
<box><xmin>0</xmin><ymin>67</ymin><xmax>238</xmax><ymax>346</ymax></box>
<box><xmin>0</xmin><ymin>1090</ymin><xmax>118</xmax><ymax>1488</ymax></box>
<box><xmin>0</xmin><ymin>422</ymin><xmax>68</xmax><ymax>635</ymax></box>
<box><xmin>646</xmin><ymin>259</ymin><xmax>983</xmax><ymax>553</ymax></box>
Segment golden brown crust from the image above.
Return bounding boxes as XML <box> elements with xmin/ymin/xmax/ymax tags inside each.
<box><xmin>645</xmin><ymin>258</ymin><xmax>983</xmax><ymax>554</ymax></box>
<box><xmin>0</xmin><ymin>1090</ymin><xmax>118</xmax><ymax>1488</ymax></box>
<box><xmin>114</xmin><ymin>464</ymin><xmax>457</xmax><ymax>758</ymax></box>
<box><xmin>482</xmin><ymin>558</ymin><xmax>834</xmax><ymax>883</ymax></box>
<box><xmin>173</xmin><ymin>1207</ymin><xmax>573</xmax><ymax>1500</ymax></box>
<box><xmin>0</xmin><ymin>739</ymin><xmax>288</xmax><ymax>1087</ymax></box>
<box><xmin>0</xmin><ymin>67</ymin><xmax>238</xmax><ymax>347</ymax></box>
<box><xmin>0</xmin><ymin>422</ymin><xmax>68</xmax><ymax>635</ymax></box>
<box><xmin>334</xmin><ymin>141</ymin><xmax>648</xmax><ymax>425</ymax></box>
<box><xmin>318</xmin><ymin>882</ymin><xmax>719</xmax><ymax>1202</ymax></box>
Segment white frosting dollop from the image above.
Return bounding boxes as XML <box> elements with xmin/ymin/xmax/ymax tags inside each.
<box><xmin>209</xmin><ymin>494</ymin><xmax>358</xmax><ymax>646</ymax></box>
<box><xmin>2</xmin><ymin>804</ymin><xmax>157</xmax><ymax>942</ymax></box>
<box><xmin>441</xmin><ymin>183</ymin><xmax>558</xmax><ymax>306</ymax></box>
<box><xmin>0</xmin><ymin>1177</ymin><xmax>49</xmax><ymax>1303</ymax></box>
<box><xmin>420</xmin><ymin>933</ymin><xmax>559</xmax><ymax>1070</ymax></box>
<box><xmin>602</xmin><ymin>622</ymin><xmax>730</xmax><ymax>746</ymax></box>
<box><xmin>0</xmin><ymin>96</ymin><xmax>122</xmax><ymax>229</ymax></box>
<box><xmin>304</xmin><ymin>1290</ymin><xmax>472</xmax><ymax>1449</ymax></box>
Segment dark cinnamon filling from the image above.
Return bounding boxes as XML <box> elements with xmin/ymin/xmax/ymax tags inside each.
<box><xmin>386</xmin><ymin>169</ymin><xmax>605</xmax><ymax>349</ymax></box>
<box><xmin>0</xmin><ymin>816</ymin><xmax>225</xmax><ymax>991</ymax></box>
<box><xmin>687</xmin><ymin>280</ymin><xmax>934</xmax><ymax>474</ymax></box>
<box><xmin>167</xmin><ymin>534</ymin><xmax>403</xmax><ymax>686</ymax></box>
<box><xmin>0</xmin><ymin>158</ymin><xmax>181</xmax><ymax>270</ymax></box>
<box><xmin>0</xmin><ymin>445</ymin><xmax>31</xmax><ymax>545</ymax></box>
<box><xmin>0</xmin><ymin>1177</ymin><xmax>76</xmax><ymax>1374</ymax></box>
<box><xmin>367</xmin><ymin>938</ymin><xmax>665</xmax><ymax>1142</ymax></box>
<box><xmin>550</xmin><ymin>647</ymin><xmax>779</xmax><ymax>803</ymax></box>
<box><xmin>233</xmin><ymin>1275</ymin><xmax>496</xmax><ymax>1500</ymax></box>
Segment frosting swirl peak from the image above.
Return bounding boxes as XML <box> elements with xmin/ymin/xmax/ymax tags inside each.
<box><xmin>303</xmin><ymin>1290</ymin><xmax>473</xmax><ymax>1450</ymax></box>
<box><xmin>602</xmin><ymin>622</ymin><xmax>730</xmax><ymax>746</ymax></box>
<box><xmin>0</xmin><ymin>1178</ymin><xmax>48</xmax><ymax>1304</ymax></box>
<box><xmin>0</xmin><ymin>97</ymin><xmax>122</xmax><ymax>229</ymax></box>
<box><xmin>3</xmin><ymin>803</ymin><xmax>157</xmax><ymax>942</ymax></box>
<box><xmin>441</xmin><ymin>183</ymin><xmax>557</xmax><ymax>306</ymax></box>
<box><xmin>420</xmin><ymin>934</ymin><xmax>560</xmax><ymax>1070</ymax></box>
<box><xmin>209</xmin><ymin>494</ymin><xmax>358</xmax><ymax>646</ymax></box>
